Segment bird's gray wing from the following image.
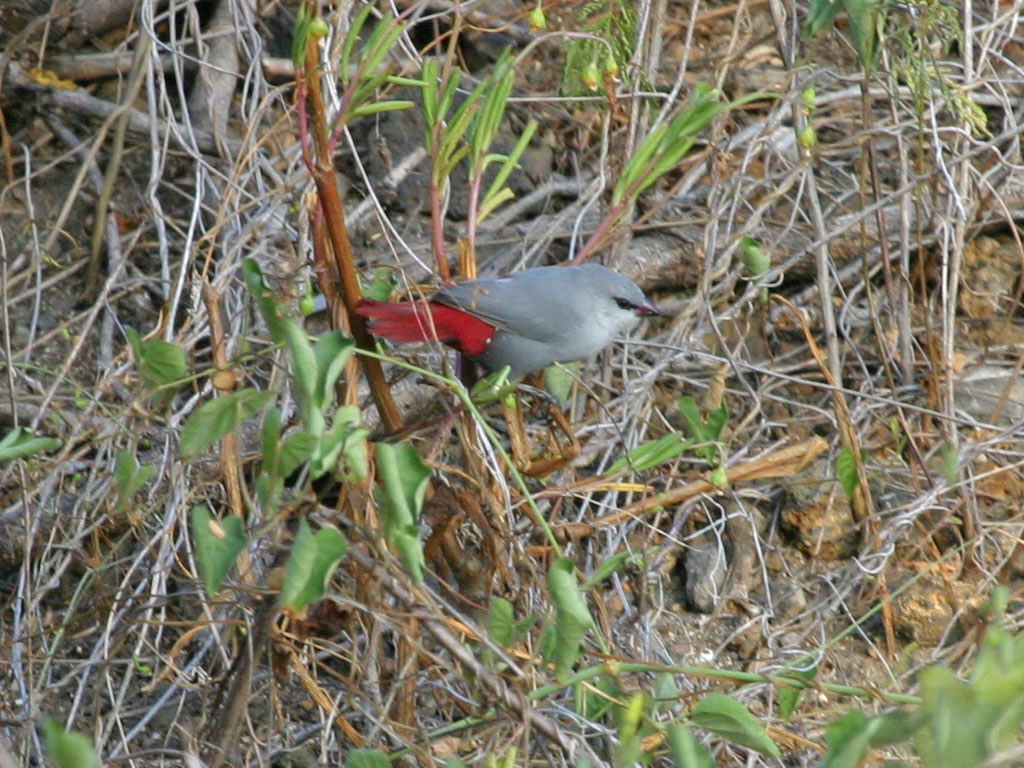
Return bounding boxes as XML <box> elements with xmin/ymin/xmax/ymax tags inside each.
<box><xmin>434</xmin><ymin>271</ymin><xmax>582</xmax><ymax>342</ymax></box>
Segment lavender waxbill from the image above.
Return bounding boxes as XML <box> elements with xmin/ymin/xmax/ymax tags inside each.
<box><xmin>357</xmin><ymin>264</ymin><xmax>663</xmax><ymax>379</ymax></box>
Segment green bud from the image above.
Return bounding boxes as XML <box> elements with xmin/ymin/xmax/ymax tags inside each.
<box><xmin>801</xmin><ymin>86</ymin><xmax>816</xmax><ymax>111</ymax></box>
<box><xmin>740</xmin><ymin>237</ymin><xmax>770</xmax><ymax>278</ymax></box>
<box><xmin>308</xmin><ymin>17</ymin><xmax>330</xmax><ymax>38</ymax></box>
<box><xmin>710</xmin><ymin>466</ymin><xmax>728</xmax><ymax>489</ymax></box>
<box><xmin>581</xmin><ymin>61</ymin><xmax>600</xmax><ymax>91</ymax></box>
<box><xmin>798</xmin><ymin>123</ymin><xmax>817</xmax><ymax>148</ymax></box>
<box><xmin>602</xmin><ymin>55</ymin><xmax>619</xmax><ymax>79</ymax></box>
<box><xmin>527</xmin><ymin>5</ymin><xmax>547</xmax><ymax>32</ymax></box>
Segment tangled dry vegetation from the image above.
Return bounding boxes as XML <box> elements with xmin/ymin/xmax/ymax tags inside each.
<box><xmin>2</xmin><ymin>0</ymin><xmax>1024</xmax><ymax>766</ymax></box>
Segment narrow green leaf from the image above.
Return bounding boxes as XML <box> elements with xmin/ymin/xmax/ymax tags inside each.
<box><xmin>280</xmin><ymin>519</ymin><xmax>348</xmax><ymax>611</ymax></box>
<box><xmin>340</xmin><ymin>5</ymin><xmax>375</xmax><ymax>85</ymax></box>
<box><xmin>608</xmin><ymin>432</ymin><xmax>690</xmax><ymax>474</ymax></box>
<box><xmin>190</xmin><ymin>506</ymin><xmax>246</xmax><ymax>597</ymax></box>
<box><xmin>291</xmin><ymin>4</ymin><xmax>312</xmax><ymax>69</ymax></box>
<box><xmin>421</xmin><ymin>59</ymin><xmax>440</xmax><ymax>130</ymax></box>
<box><xmin>180</xmin><ymin>388</ymin><xmax>275</xmax><ymax>461</ymax></box>
<box><xmin>0</xmin><ymin>428</ymin><xmax>62</xmax><ymax>462</ymax></box>
<box><xmin>690</xmin><ymin>694</ymin><xmax>780</xmax><ymax>757</ymax></box>
<box><xmin>349</xmin><ymin>100</ymin><xmax>416</xmax><ymax>118</ymax></box>
<box><xmin>481</xmin><ymin>119</ymin><xmax>538</xmax><ymax>214</ymax></box>
<box><xmin>581</xmin><ymin>550</ymin><xmax>637</xmax><ymax>590</ymax></box>
<box><xmin>476</xmin><ymin>187</ymin><xmax>516</xmax><ymax>225</ymax></box>
<box><xmin>385</xmin><ymin>75</ymin><xmax>427</xmax><ymax>88</ymax></box>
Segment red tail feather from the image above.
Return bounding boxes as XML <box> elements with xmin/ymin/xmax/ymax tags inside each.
<box><xmin>356</xmin><ymin>299</ymin><xmax>495</xmax><ymax>356</ymax></box>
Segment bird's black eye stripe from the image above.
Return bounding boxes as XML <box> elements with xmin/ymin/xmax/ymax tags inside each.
<box><xmin>615</xmin><ymin>297</ymin><xmax>635</xmax><ymax>310</ymax></box>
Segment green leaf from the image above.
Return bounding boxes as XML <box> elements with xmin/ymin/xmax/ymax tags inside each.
<box><xmin>375</xmin><ymin>443</ymin><xmax>431</xmax><ymax>584</ymax></box>
<box><xmin>350</xmin><ymin>100</ymin><xmax>416</xmax><ymax>118</ymax></box>
<box><xmin>346</xmin><ymin>747</ymin><xmax>391</xmax><ymax>768</ymax></box>
<box><xmin>242</xmin><ymin>260</ymin><xmax>319</xmax><ymax>427</ymax></box>
<box><xmin>690</xmin><ymin>694</ymin><xmax>780</xmax><ymax>757</ymax></box>
<box><xmin>678</xmin><ymin>396</ymin><xmax>729</xmax><ymax>445</ymax></box>
<box><xmin>778</xmin><ymin>663</ymin><xmax>816</xmax><ymax>719</ymax></box>
<box><xmin>802</xmin><ymin>0</ymin><xmax>842</xmax><ymax>38</ymax></box>
<box><xmin>581</xmin><ymin>550</ymin><xmax>638</xmax><ymax>590</ymax></box>
<box><xmin>180</xmin><ymin>388</ymin><xmax>275</xmax><ymax>461</ymax></box>
<box><xmin>469</xmin><ymin>49</ymin><xmax>516</xmax><ymax>170</ymax></box>
<box><xmin>364</xmin><ymin>268</ymin><xmax>398</xmax><ymax>302</ymax></box>
<box><xmin>315</xmin><ymin>406</ymin><xmax>369</xmax><ymax>480</ymax></box>
<box><xmin>339</xmin><ymin>5</ymin><xmax>375</xmax><ymax>85</ymax></box>
<box><xmin>608</xmin><ymin>432</ymin><xmax>690</xmax><ymax>473</ymax></box>
<box><xmin>915</xmin><ymin>666</ymin><xmax>988</xmax><ymax>768</ymax></box>
<box><xmin>939</xmin><ymin>442</ymin><xmax>959</xmax><ymax>486</ymax></box>
<box><xmin>740</xmin><ymin>237</ymin><xmax>770</xmax><ymax>278</ymax></box>
<box><xmin>42</xmin><ymin>718</ymin><xmax>99</xmax><ymax>768</ymax></box>
<box><xmin>546</xmin><ymin>558</ymin><xmax>594</xmax><ymax>683</ymax></box>
<box><xmin>543</xmin><ymin>362</ymin><xmax>577</xmax><ymax>407</ymax></box>
<box><xmin>0</xmin><ymin>428</ymin><xmax>62</xmax><ymax>462</ymax></box>
<box><xmin>866</xmin><ymin>709</ymin><xmax>929</xmax><ymax>748</ymax></box>
<box><xmin>279</xmin><ymin>431</ymin><xmax>319</xmax><ymax>477</ymax></box>
<box><xmin>475</xmin><ymin>186</ymin><xmax>516</xmax><ymax>224</ymax></box>
<box><xmin>615</xmin><ymin>693</ymin><xmax>647</xmax><ymax>767</ymax></box>
<box><xmin>126</xmin><ymin>326</ymin><xmax>188</xmax><ymax>399</ymax></box>
<box><xmin>652</xmin><ymin>671</ymin><xmax>680</xmax><ymax>711</ymax></box>
<box><xmin>312</xmin><ymin>330</ymin><xmax>356</xmax><ymax>410</ymax></box>
<box><xmin>478</xmin><ymin>120</ymin><xmax>538</xmax><ymax>224</ymax></box>
<box><xmin>291</xmin><ymin>3</ymin><xmax>312</xmax><ymax>68</ymax></box>
<box><xmin>190</xmin><ymin>506</ymin><xmax>247</xmax><ymax>597</ymax></box>
<box><xmin>488</xmin><ymin>597</ymin><xmax>515</xmax><ymax>647</ymax></box>
<box><xmin>666</xmin><ymin>724</ymin><xmax>715</xmax><ymax>768</ymax></box>
<box><xmin>819</xmin><ymin>710</ymin><xmax>873</xmax><ymax>768</ymax></box>
<box><xmin>835</xmin><ymin>445</ymin><xmax>866</xmax><ymax>499</ymax></box>
<box><xmin>113</xmin><ymin>450</ymin><xmax>155</xmax><ymax>511</ymax></box>
<box><xmin>261</xmin><ymin>407</ymin><xmax>282</xmax><ymax>476</ymax></box>
<box><xmin>576</xmin><ymin>673</ymin><xmax>621</xmax><ymax>721</ymax></box>
<box><xmin>843</xmin><ymin>0</ymin><xmax>880</xmax><ymax>72</ymax></box>
<box><xmin>280</xmin><ymin>519</ymin><xmax>348</xmax><ymax>612</ymax></box>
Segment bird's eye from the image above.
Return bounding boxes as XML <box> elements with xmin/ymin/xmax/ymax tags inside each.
<box><xmin>614</xmin><ymin>297</ymin><xmax>635</xmax><ymax>311</ymax></box>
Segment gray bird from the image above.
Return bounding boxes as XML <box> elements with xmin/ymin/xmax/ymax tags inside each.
<box><xmin>357</xmin><ymin>263</ymin><xmax>663</xmax><ymax>379</ymax></box>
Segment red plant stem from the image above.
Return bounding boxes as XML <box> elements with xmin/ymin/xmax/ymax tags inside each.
<box><xmin>428</xmin><ymin>128</ymin><xmax>451</xmax><ymax>283</ymax></box>
<box><xmin>302</xmin><ymin>36</ymin><xmax>402</xmax><ymax>431</ymax></box>
<box><xmin>572</xmin><ymin>200</ymin><xmax>629</xmax><ymax>264</ymax></box>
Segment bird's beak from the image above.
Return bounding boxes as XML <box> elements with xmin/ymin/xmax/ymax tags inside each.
<box><xmin>635</xmin><ymin>299</ymin><xmax>667</xmax><ymax>317</ymax></box>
